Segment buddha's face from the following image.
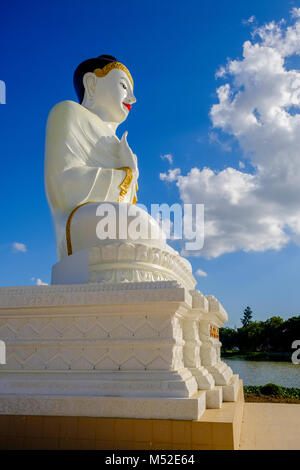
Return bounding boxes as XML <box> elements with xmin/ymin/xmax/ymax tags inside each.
<box><xmin>82</xmin><ymin>68</ymin><xmax>136</xmax><ymax>125</ymax></box>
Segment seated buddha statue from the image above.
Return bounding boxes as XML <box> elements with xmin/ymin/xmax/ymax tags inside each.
<box><xmin>45</xmin><ymin>54</ymin><xmax>195</xmax><ymax>289</ymax></box>
<box><xmin>45</xmin><ymin>55</ymin><xmax>144</xmax><ymax>259</ymax></box>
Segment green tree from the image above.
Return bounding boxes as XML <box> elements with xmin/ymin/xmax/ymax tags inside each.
<box><xmin>241</xmin><ymin>306</ymin><xmax>253</xmax><ymax>327</ymax></box>
<box><xmin>281</xmin><ymin>316</ymin><xmax>300</xmax><ymax>351</ymax></box>
<box><xmin>236</xmin><ymin>321</ymin><xmax>264</xmax><ymax>352</ymax></box>
<box><xmin>219</xmin><ymin>327</ymin><xmax>238</xmax><ymax>351</ymax></box>
<box><xmin>261</xmin><ymin>316</ymin><xmax>284</xmax><ymax>351</ymax></box>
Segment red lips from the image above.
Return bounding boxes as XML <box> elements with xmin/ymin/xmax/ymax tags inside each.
<box><xmin>123</xmin><ymin>103</ymin><xmax>131</xmax><ymax>111</ymax></box>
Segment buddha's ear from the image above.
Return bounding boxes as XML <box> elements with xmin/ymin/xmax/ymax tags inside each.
<box><xmin>83</xmin><ymin>72</ymin><xmax>97</xmax><ymax>100</ymax></box>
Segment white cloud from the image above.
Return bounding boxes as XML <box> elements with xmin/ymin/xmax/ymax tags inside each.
<box><xmin>161</xmin><ymin>11</ymin><xmax>300</xmax><ymax>258</ymax></box>
<box><xmin>242</xmin><ymin>15</ymin><xmax>256</xmax><ymax>25</ymax></box>
<box><xmin>291</xmin><ymin>8</ymin><xmax>300</xmax><ymax>19</ymax></box>
<box><xmin>215</xmin><ymin>65</ymin><xmax>227</xmax><ymax>79</ymax></box>
<box><xmin>238</xmin><ymin>161</ymin><xmax>245</xmax><ymax>169</ymax></box>
<box><xmin>31</xmin><ymin>277</ymin><xmax>48</xmax><ymax>286</ymax></box>
<box><xmin>196</xmin><ymin>268</ymin><xmax>207</xmax><ymax>277</ymax></box>
<box><xmin>12</xmin><ymin>242</ymin><xmax>27</xmax><ymax>253</ymax></box>
<box><xmin>36</xmin><ymin>278</ymin><xmax>48</xmax><ymax>286</ymax></box>
<box><xmin>160</xmin><ymin>153</ymin><xmax>173</xmax><ymax>164</ymax></box>
<box><xmin>159</xmin><ymin>168</ymin><xmax>181</xmax><ymax>182</ymax></box>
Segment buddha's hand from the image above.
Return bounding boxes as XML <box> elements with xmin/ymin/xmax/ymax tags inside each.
<box><xmin>119</xmin><ymin>131</ymin><xmax>139</xmax><ymax>178</ymax></box>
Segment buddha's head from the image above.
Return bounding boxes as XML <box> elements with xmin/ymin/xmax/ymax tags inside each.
<box><xmin>74</xmin><ymin>55</ymin><xmax>136</xmax><ymax>127</ymax></box>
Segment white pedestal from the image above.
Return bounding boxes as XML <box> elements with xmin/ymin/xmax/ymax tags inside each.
<box><xmin>0</xmin><ymin>281</ymin><xmax>237</xmax><ymax>420</ymax></box>
<box><xmin>52</xmin><ymin>242</ymin><xmax>196</xmax><ymax>293</ymax></box>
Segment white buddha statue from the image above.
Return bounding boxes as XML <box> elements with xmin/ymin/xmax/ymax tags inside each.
<box><xmin>45</xmin><ymin>55</ymin><xmax>195</xmax><ymax>289</ymax></box>
<box><xmin>45</xmin><ymin>55</ymin><xmax>142</xmax><ymax>259</ymax></box>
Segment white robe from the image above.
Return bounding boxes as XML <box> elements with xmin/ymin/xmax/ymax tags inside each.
<box><xmin>44</xmin><ymin>100</ymin><xmax>137</xmax><ymax>259</ymax></box>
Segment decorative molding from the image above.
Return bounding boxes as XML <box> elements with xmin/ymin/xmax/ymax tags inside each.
<box><xmin>0</xmin><ymin>280</ymin><xmax>180</xmax><ymax>295</ymax></box>
<box><xmin>205</xmin><ymin>295</ymin><xmax>228</xmax><ymax>325</ymax></box>
<box><xmin>87</xmin><ymin>243</ymin><xmax>196</xmax><ymax>291</ymax></box>
<box><xmin>0</xmin><ymin>281</ymin><xmax>189</xmax><ymax>309</ymax></box>
<box><xmin>190</xmin><ymin>289</ymin><xmax>209</xmax><ymax>312</ymax></box>
<box><xmin>0</xmin><ymin>288</ymin><xmax>189</xmax><ymax>377</ymax></box>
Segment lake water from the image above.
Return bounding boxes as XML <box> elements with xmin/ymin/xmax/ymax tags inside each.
<box><xmin>224</xmin><ymin>358</ymin><xmax>300</xmax><ymax>388</ymax></box>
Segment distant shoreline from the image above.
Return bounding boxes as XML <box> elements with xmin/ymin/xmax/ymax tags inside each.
<box><xmin>222</xmin><ymin>351</ymin><xmax>291</xmax><ymax>362</ymax></box>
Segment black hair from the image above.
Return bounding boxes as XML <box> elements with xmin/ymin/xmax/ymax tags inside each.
<box><xmin>73</xmin><ymin>55</ymin><xmax>118</xmax><ymax>103</ymax></box>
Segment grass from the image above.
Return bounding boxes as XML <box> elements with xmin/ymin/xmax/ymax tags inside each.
<box><xmin>244</xmin><ymin>383</ymin><xmax>300</xmax><ymax>404</ymax></box>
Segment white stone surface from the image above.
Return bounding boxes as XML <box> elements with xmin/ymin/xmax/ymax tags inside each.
<box><xmin>198</xmin><ymin>320</ymin><xmax>233</xmax><ymax>386</ymax></box>
<box><xmin>0</xmin><ymin>281</ymin><xmax>189</xmax><ymax>308</ymax></box>
<box><xmin>181</xmin><ymin>310</ymin><xmax>215</xmax><ymax>390</ymax></box>
<box><xmin>206</xmin><ymin>386</ymin><xmax>223</xmax><ymax>409</ymax></box>
<box><xmin>0</xmin><ymin>391</ymin><xmax>206</xmax><ymax>420</ymax></box>
<box><xmin>222</xmin><ymin>374</ymin><xmax>240</xmax><ymax>402</ymax></box>
<box><xmin>189</xmin><ymin>367</ymin><xmax>215</xmax><ymax>390</ymax></box>
<box><xmin>206</xmin><ymin>362</ymin><xmax>233</xmax><ymax>386</ymax></box>
<box><xmin>0</xmin><ymin>282</ymin><xmax>237</xmax><ymax>418</ymax></box>
<box><xmin>0</xmin><ymin>370</ymin><xmax>198</xmax><ymax>398</ymax></box>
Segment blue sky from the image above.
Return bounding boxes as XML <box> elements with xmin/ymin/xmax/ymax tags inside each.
<box><xmin>1</xmin><ymin>0</ymin><xmax>300</xmax><ymax>327</ymax></box>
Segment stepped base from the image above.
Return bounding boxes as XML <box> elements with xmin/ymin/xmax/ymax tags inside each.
<box><xmin>188</xmin><ymin>366</ymin><xmax>215</xmax><ymax>390</ymax></box>
<box><xmin>0</xmin><ymin>391</ymin><xmax>206</xmax><ymax>421</ymax></box>
<box><xmin>0</xmin><ymin>380</ymin><xmax>244</xmax><ymax>450</ymax></box>
<box><xmin>0</xmin><ymin>281</ymin><xmax>240</xmax><ymax>429</ymax></box>
<box><xmin>223</xmin><ymin>374</ymin><xmax>239</xmax><ymax>402</ymax></box>
<box><xmin>206</xmin><ymin>386</ymin><xmax>223</xmax><ymax>409</ymax></box>
<box><xmin>0</xmin><ymin>370</ymin><xmax>198</xmax><ymax>399</ymax></box>
<box><xmin>206</xmin><ymin>361</ymin><xmax>233</xmax><ymax>385</ymax></box>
